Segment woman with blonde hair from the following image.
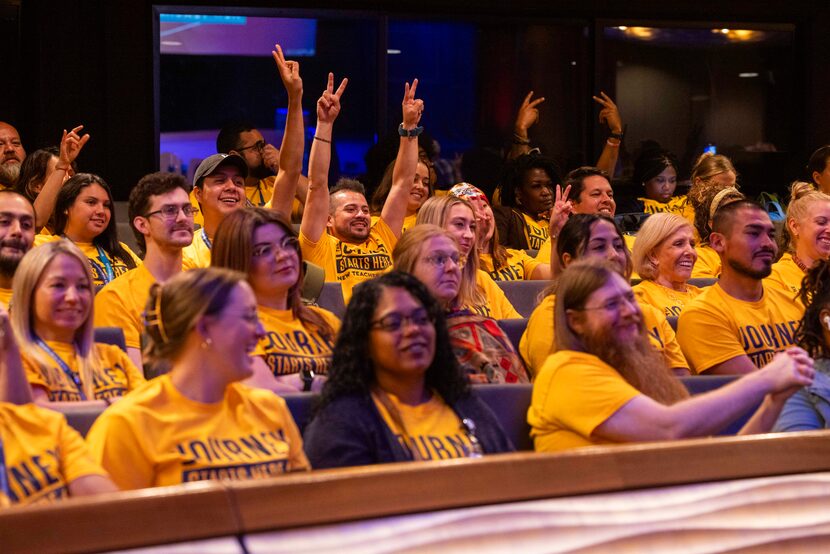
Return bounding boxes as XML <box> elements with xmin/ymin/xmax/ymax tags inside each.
<box><xmin>687</xmin><ymin>153</ymin><xmax>740</xmax><ymax>278</ymax></box>
<box><xmin>394</xmin><ymin>225</ymin><xmax>528</xmax><ymax>383</ymax></box>
<box><xmin>86</xmin><ymin>267</ymin><xmax>310</xmax><ymax>490</ymax></box>
<box><xmin>632</xmin><ymin>213</ymin><xmax>703</xmax><ymax>318</ymax></box>
<box><xmin>768</xmin><ymin>181</ymin><xmax>830</xmax><ymax>299</ymax></box>
<box><xmin>416</xmin><ymin>196</ymin><xmax>520</xmax><ymax>319</ymax></box>
<box><xmin>212</xmin><ymin>207</ymin><xmax>339</xmax><ymax>392</ymax></box>
<box><xmin>12</xmin><ymin>239</ymin><xmax>144</xmax><ymax>405</ymax></box>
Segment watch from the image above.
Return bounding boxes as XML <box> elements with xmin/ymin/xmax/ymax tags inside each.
<box><xmin>398</xmin><ymin>123</ymin><xmax>424</xmax><ymax>137</ymax></box>
<box><xmin>301</xmin><ymin>368</ymin><xmax>316</xmax><ymax>392</ymax></box>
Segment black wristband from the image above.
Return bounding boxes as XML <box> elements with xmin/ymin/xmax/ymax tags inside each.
<box><xmin>609</xmin><ymin>131</ymin><xmax>624</xmax><ymax>141</ymax></box>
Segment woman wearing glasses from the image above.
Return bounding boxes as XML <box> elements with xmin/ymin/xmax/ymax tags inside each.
<box><xmin>35</xmin><ymin>173</ymin><xmax>140</xmax><ymax>290</ymax></box>
<box><xmin>303</xmin><ymin>271</ymin><xmax>513</xmax><ymax>469</ymax></box>
<box><xmin>212</xmin><ymin>208</ymin><xmax>339</xmax><ymax>393</ymax></box>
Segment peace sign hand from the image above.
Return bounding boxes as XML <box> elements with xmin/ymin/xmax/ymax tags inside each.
<box><xmin>272</xmin><ymin>44</ymin><xmax>303</xmax><ymax>98</ymax></box>
<box><xmin>515</xmin><ymin>91</ymin><xmax>545</xmax><ymax>133</ymax></box>
<box><xmin>402</xmin><ymin>79</ymin><xmax>424</xmax><ymax>129</ymax></box>
<box><xmin>592</xmin><ymin>92</ymin><xmax>622</xmax><ymax>134</ymax></box>
<box><xmin>59</xmin><ymin>125</ymin><xmax>90</xmax><ymax>166</ymax></box>
<box><xmin>316</xmin><ymin>72</ymin><xmax>349</xmax><ymax>124</ymax></box>
<box><xmin>549</xmin><ymin>184</ymin><xmax>573</xmax><ymax>236</ymax></box>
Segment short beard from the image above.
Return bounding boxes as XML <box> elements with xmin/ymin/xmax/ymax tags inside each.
<box><xmin>249</xmin><ymin>163</ymin><xmax>273</xmax><ymax>181</ymax></box>
<box><xmin>728</xmin><ymin>257</ymin><xmax>772</xmax><ymax>280</ymax></box>
<box><xmin>0</xmin><ymin>162</ymin><xmax>21</xmax><ymax>187</ymax></box>
<box><xmin>582</xmin><ymin>323</ymin><xmax>689</xmax><ymax>405</ymax></box>
<box><xmin>0</xmin><ymin>253</ymin><xmax>21</xmax><ymax>281</ymax></box>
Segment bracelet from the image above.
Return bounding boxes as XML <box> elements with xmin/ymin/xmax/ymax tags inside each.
<box><xmin>608</xmin><ymin>131</ymin><xmax>624</xmax><ymax>141</ymax></box>
<box><xmin>313</xmin><ymin>135</ymin><xmax>331</xmax><ymax>143</ymax></box>
<box><xmin>606</xmin><ymin>139</ymin><xmax>620</xmax><ymax>147</ymax></box>
<box><xmin>512</xmin><ymin>133</ymin><xmax>531</xmax><ymax>145</ymax></box>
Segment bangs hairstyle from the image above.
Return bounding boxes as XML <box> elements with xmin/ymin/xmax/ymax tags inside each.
<box><xmin>796</xmin><ymin>258</ymin><xmax>830</xmax><ymax>359</ymax></box>
<box><xmin>632</xmin><ymin>213</ymin><xmax>693</xmax><ymax>280</ymax></box>
<box><xmin>416</xmin><ymin>196</ymin><xmax>486</xmax><ymax>309</ymax></box>
<box><xmin>370</xmin><ymin>158</ymin><xmax>435</xmax><ymax>214</ymax></box>
<box><xmin>498</xmin><ymin>153</ymin><xmax>561</xmax><ymax>209</ymax></box>
<box><xmin>782</xmin><ymin>181</ymin><xmax>830</xmax><ymax>253</ymax></box>
<box><xmin>53</xmin><ymin>173</ymin><xmax>137</xmax><ymax>270</ymax></box>
<box><xmin>143</xmin><ymin>267</ymin><xmax>246</xmax><ymax>364</ymax></box>
<box><xmin>211</xmin><ymin>207</ymin><xmax>334</xmax><ymax>338</ymax></box>
<box><xmin>11</xmin><ymin>239</ymin><xmax>99</xmax><ymax>399</ymax></box>
<box><xmin>317</xmin><ymin>271</ymin><xmax>469</xmax><ymax>409</ymax></box>
<box><xmin>393</xmin><ymin>224</ymin><xmax>461</xmax><ymax>305</ymax></box>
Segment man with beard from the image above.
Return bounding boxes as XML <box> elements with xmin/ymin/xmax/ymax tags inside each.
<box><xmin>677</xmin><ymin>201</ymin><xmax>804</xmax><ymax>374</ymax></box>
<box><xmin>94</xmin><ymin>172</ymin><xmax>194</xmax><ymax>368</ymax></box>
<box><xmin>0</xmin><ymin>122</ymin><xmax>26</xmax><ymax>188</ymax></box>
<box><xmin>300</xmin><ymin>76</ymin><xmax>421</xmax><ymax>302</ymax></box>
<box><xmin>528</xmin><ymin>258</ymin><xmax>814</xmax><ymax>452</ymax></box>
<box><xmin>0</xmin><ymin>190</ymin><xmax>35</xmax><ymax>307</ymax></box>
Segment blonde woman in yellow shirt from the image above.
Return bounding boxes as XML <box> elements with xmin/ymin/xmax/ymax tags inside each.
<box><xmin>212</xmin><ymin>207</ymin><xmax>339</xmax><ymax>393</ymax></box>
<box><xmin>768</xmin><ymin>181</ymin><xmax>830</xmax><ymax>299</ymax></box>
<box><xmin>11</xmin><ymin>240</ymin><xmax>145</xmax><ymax>406</ymax></box>
<box><xmin>86</xmin><ymin>267</ymin><xmax>309</xmax><ymax>490</ymax></box>
<box><xmin>632</xmin><ymin>213</ymin><xmax>703</xmax><ymax>318</ymax></box>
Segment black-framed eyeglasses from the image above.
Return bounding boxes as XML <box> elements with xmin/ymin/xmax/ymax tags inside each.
<box><xmin>144</xmin><ymin>204</ymin><xmax>196</xmax><ymax>220</ymax></box>
<box><xmin>236</xmin><ymin>140</ymin><xmax>266</xmax><ymax>153</ymax></box>
<box><xmin>370</xmin><ymin>308</ymin><xmax>433</xmax><ymax>332</ymax></box>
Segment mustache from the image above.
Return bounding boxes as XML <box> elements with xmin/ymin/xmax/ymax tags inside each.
<box><xmin>0</xmin><ymin>238</ymin><xmax>28</xmax><ymax>250</ymax></box>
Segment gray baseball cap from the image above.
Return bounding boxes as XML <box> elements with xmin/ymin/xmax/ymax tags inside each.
<box><xmin>193</xmin><ymin>153</ymin><xmax>248</xmax><ymax>188</ymax></box>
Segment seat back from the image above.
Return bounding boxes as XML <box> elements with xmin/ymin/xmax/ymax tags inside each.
<box><xmin>317</xmin><ymin>282</ymin><xmax>346</xmax><ymax>319</ymax></box>
<box><xmin>283</xmin><ymin>392</ymin><xmax>317</xmax><ymax>433</ymax></box>
<box><xmin>680</xmin><ymin>375</ymin><xmax>753</xmax><ymax>434</ymax></box>
<box><xmin>498</xmin><ymin>318</ymin><xmax>528</xmax><ymax>353</ymax></box>
<box><xmin>94</xmin><ymin>327</ymin><xmax>127</xmax><ymax>352</ymax></box>
<box><xmin>495</xmin><ymin>280</ymin><xmax>549</xmax><ymax>318</ymax></box>
<box><xmin>473</xmin><ymin>384</ymin><xmax>534</xmax><ymax>451</ymax></box>
<box><xmin>59</xmin><ymin>404</ymin><xmax>106</xmax><ymax>437</ymax></box>
<box><xmin>688</xmin><ymin>278</ymin><xmax>718</xmax><ymax>288</ymax></box>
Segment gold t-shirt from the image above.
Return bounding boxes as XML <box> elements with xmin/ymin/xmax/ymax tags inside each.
<box><xmin>479</xmin><ymin>248</ymin><xmax>541</xmax><ymax>281</ymax></box>
<box><xmin>466</xmin><ymin>270</ymin><xmax>521</xmax><ymax>319</ymax></box>
<box><xmin>94</xmin><ymin>264</ymin><xmax>157</xmax><ymax>349</ymax></box>
<box><xmin>521</xmin><ymin>213</ymin><xmax>549</xmax><ymax>251</ymax></box>
<box><xmin>34</xmin><ymin>234</ymin><xmax>142</xmax><ymax>290</ymax></box>
<box><xmin>767</xmin><ymin>252</ymin><xmax>805</xmax><ymax>302</ymax></box>
<box><xmin>691</xmin><ymin>245</ymin><xmax>721</xmax><ymax>279</ymax></box>
<box><xmin>633</xmin><ymin>280</ymin><xmax>703</xmax><ymax>318</ymax></box>
<box><xmin>252</xmin><ymin>305</ymin><xmax>340</xmax><ymax>376</ymax></box>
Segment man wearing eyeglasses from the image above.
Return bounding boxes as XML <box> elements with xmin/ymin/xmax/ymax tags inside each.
<box><xmin>95</xmin><ymin>172</ymin><xmax>195</xmax><ymax>368</ymax></box>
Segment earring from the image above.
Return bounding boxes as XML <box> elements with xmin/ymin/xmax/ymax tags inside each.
<box><xmin>201</xmin><ymin>337</ymin><xmax>213</xmax><ymax>350</ymax></box>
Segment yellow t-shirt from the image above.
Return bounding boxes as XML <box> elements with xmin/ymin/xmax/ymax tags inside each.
<box><xmin>23</xmin><ymin>341</ymin><xmax>145</xmax><ymax>402</ymax></box>
<box><xmin>181</xmin><ymin>230</ymin><xmax>211</xmax><ymax>270</ymax></box>
<box><xmin>691</xmin><ymin>245</ymin><xmax>721</xmax><ymax>279</ymax></box>
<box><xmin>94</xmin><ymin>264</ymin><xmax>156</xmax><ymax>349</ymax></box>
<box><xmin>519</xmin><ymin>293</ymin><xmax>687</xmax><ymax>377</ymax></box>
<box><xmin>638</xmin><ymin>195</ymin><xmax>695</xmax><ymax>225</ymax></box>
<box><xmin>521</xmin><ymin>213</ymin><xmax>549</xmax><ymax>251</ymax></box>
<box><xmin>0</xmin><ymin>402</ymin><xmax>107</xmax><ymax>506</ymax></box>
<box><xmin>371</xmin><ymin>390</ymin><xmax>475</xmax><ymax>460</ymax></box>
<box><xmin>479</xmin><ymin>248</ymin><xmax>541</xmax><ymax>281</ymax></box>
<box><xmin>767</xmin><ymin>252</ymin><xmax>805</xmax><ymax>299</ymax></box>
<box><xmin>85</xmin><ymin>374</ymin><xmax>309</xmax><ymax>490</ymax></box>
<box><xmin>0</xmin><ymin>287</ymin><xmax>11</xmax><ymax>309</ymax></box>
<box><xmin>370</xmin><ymin>213</ymin><xmax>418</xmax><ymax>234</ymax></box>
<box><xmin>190</xmin><ymin>176</ymin><xmax>277</xmax><ymax>227</ymax></box>
<box><xmin>528</xmin><ymin>350</ymin><xmax>640</xmax><ymax>452</ymax></box>
<box><xmin>299</xmin><ymin>218</ymin><xmax>398</xmax><ymax>303</ymax></box>
<box><xmin>467</xmin><ymin>270</ymin><xmax>521</xmax><ymax>319</ymax></box>
<box><xmin>535</xmin><ymin>237</ymin><xmax>552</xmax><ymax>263</ymax></box>
<box><xmin>677</xmin><ymin>283</ymin><xmax>803</xmax><ymax>373</ymax></box>
<box><xmin>34</xmin><ymin>234</ymin><xmax>142</xmax><ymax>290</ymax></box>
<box><xmin>252</xmin><ymin>305</ymin><xmax>340</xmax><ymax>377</ymax></box>
<box><xmin>633</xmin><ymin>280</ymin><xmax>703</xmax><ymax>318</ymax></box>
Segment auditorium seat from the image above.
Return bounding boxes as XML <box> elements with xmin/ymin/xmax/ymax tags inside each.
<box><xmin>667</xmin><ymin>316</ymin><xmax>678</xmax><ymax>331</ymax></box>
<box><xmin>688</xmin><ymin>278</ymin><xmax>718</xmax><ymax>288</ymax></box>
<box><xmin>495</xmin><ymin>280</ymin><xmax>549</xmax><ymax>318</ymax></box>
<box><xmin>680</xmin><ymin>375</ymin><xmax>755</xmax><ymax>434</ymax></box>
<box><xmin>94</xmin><ymin>327</ymin><xmax>127</xmax><ymax>352</ymax></box>
<box><xmin>498</xmin><ymin>318</ymin><xmax>528</xmax><ymax>353</ymax></box>
<box><xmin>282</xmin><ymin>392</ymin><xmax>316</xmax><ymax>433</ymax></box>
<box><xmin>317</xmin><ymin>282</ymin><xmax>346</xmax><ymax>319</ymax></box>
<box><xmin>473</xmin><ymin>384</ymin><xmax>533</xmax><ymax>451</ymax></box>
<box><xmin>59</xmin><ymin>403</ymin><xmax>106</xmax><ymax>437</ymax></box>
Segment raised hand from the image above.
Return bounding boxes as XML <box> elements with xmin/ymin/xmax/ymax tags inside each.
<box><xmin>549</xmin><ymin>184</ymin><xmax>573</xmax><ymax>236</ymax></box>
<box><xmin>515</xmin><ymin>91</ymin><xmax>545</xmax><ymax>134</ymax></box>
<box><xmin>59</xmin><ymin>125</ymin><xmax>90</xmax><ymax>167</ymax></box>
<box><xmin>592</xmin><ymin>92</ymin><xmax>622</xmax><ymax>134</ymax></box>
<box><xmin>317</xmin><ymin>72</ymin><xmax>348</xmax><ymax>125</ymax></box>
<box><xmin>261</xmin><ymin>143</ymin><xmax>280</xmax><ymax>173</ymax></box>
<box><xmin>272</xmin><ymin>44</ymin><xmax>302</xmax><ymax>98</ymax></box>
<box><xmin>401</xmin><ymin>79</ymin><xmax>424</xmax><ymax>129</ymax></box>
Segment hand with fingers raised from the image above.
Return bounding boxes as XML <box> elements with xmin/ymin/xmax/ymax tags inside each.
<box><xmin>401</xmin><ymin>78</ymin><xmax>424</xmax><ymax>132</ymax></box>
<box><xmin>272</xmin><ymin>43</ymin><xmax>303</xmax><ymax>99</ymax></box>
<box><xmin>316</xmin><ymin>72</ymin><xmax>349</xmax><ymax>125</ymax></box>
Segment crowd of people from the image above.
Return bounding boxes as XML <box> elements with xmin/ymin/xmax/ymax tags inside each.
<box><xmin>2</xmin><ymin>42</ymin><xmax>830</xmax><ymax>507</ymax></box>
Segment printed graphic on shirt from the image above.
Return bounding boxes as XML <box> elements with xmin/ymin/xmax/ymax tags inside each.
<box><xmin>5</xmin><ymin>448</ymin><xmax>67</xmax><ymax>504</ymax></box>
<box><xmin>740</xmin><ymin>320</ymin><xmax>800</xmax><ymax>367</ymax></box>
<box><xmin>522</xmin><ymin>214</ymin><xmax>549</xmax><ymax>251</ymax></box>
<box><xmin>174</xmin><ymin>429</ymin><xmax>292</xmax><ymax>482</ymax></box>
<box><xmin>260</xmin><ymin>329</ymin><xmax>335</xmax><ymax>376</ymax></box>
<box><xmin>334</xmin><ymin>241</ymin><xmax>392</xmax><ymax>280</ymax></box>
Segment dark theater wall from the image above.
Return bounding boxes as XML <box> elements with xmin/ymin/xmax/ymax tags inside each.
<box><xmin>9</xmin><ymin>0</ymin><xmax>830</xmax><ymax>199</ymax></box>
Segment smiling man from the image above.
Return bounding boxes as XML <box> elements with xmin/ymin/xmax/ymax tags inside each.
<box><xmin>677</xmin><ymin>200</ymin><xmax>803</xmax><ymax>374</ymax></box>
<box><xmin>0</xmin><ymin>190</ymin><xmax>35</xmax><ymax>307</ymax></box>
<box><xmin>0</xmin><ymin>122</ymin><xmax>26</xmax><ymax>188</ymax></box>
<box><xmin>182</xmin><ymin>153</ymin><xmax>249</xmax><ymax>270</ymax></box>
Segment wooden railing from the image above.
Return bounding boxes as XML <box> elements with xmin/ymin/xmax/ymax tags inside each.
<box><xmin>3</xmin><ymin>430</ymin><xmax>830</xmax><ymax>553</ymax></box>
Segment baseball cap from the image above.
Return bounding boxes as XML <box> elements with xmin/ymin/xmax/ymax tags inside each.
<box><xmin>193</xmin><ymin>153</ymin><xmax>248</xmax><ymax>188</ymax></box>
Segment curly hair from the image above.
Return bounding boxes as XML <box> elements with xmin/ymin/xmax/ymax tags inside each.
<box><xmin>317</xmin><ymin>271</ymin><xmax>469</xmax><ymax>409</ymax></box>
<box><xmin>795</xmin><ymin>259</ymin><xmax>830</xmax><ymax>359</ymax></box>
<box><xmin>498</xmin><ymin>153</ymin><xmax>561</xmax><ymax>209</ymax></box>
<box><xmin>687</xmin><ymin>153</ymin><xmax>740</xmax><ymax>244</ymax></box>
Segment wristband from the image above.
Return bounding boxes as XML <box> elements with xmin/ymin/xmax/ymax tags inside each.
<box><xmin>608</xmin><ymin>131</ymin><xmax>624</xmax><ymax>141</ymax></box>
<box><xmin>606</xmin><ymin>139</ymin><xmax>620</xmax><ymax>147</ymax></box>
<box><xmin>55</xmin><ymin>165</ymin><xmax>71</xmax><ymax>172</ymax></box>
<box><xmin>301</xmin><ymin>368</ymin><xmax>316</xmax><ymax>392</ymax></box>
<box><xmin>398</xmin><ymin>124</ymin><xmax>423</xmax><ymax>138</ymax></box>
<box><xmin>313</xmin><ymin>135</ymin><xmax>331</xmax><ymax>143</ymax></box>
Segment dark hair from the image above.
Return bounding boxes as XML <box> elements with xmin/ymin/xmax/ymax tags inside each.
<box><xmin>555</xmin><ymin>213</ymin><xmax>632</xmax><ymax>278</ymax></box>
<box><xmin>212</xmin><ymin>207</ymin><xmax>334</xmax><ymax>338</ymax></box>
<box><xmin>128</xmin><ymin>172</ymin><xmax>191</xmax><ymax>253</ymax></box>
<box><xmin>711</xmin><ymin>199</ymin><xmax>766</xmax><ymax>236</ymax></box>
<box><xmin>14</xmin><ymin>146</ymin><xmax>76</xmax><ymax>202</ymax></box>
<box><xmin>796</xmin><ymin>259</ymin><xmax>830</xmax><ymax>359</ymax></box>
<box><xmin>53</xmin><ymin>173</ymin><xmax>136</xmax><ymax>270</ymax></box>
<box><xmin>807</xmin><ymin>145</ymin><xmax>830</xmax><ymax>184</ymax></box>
<box><xmin>370</xmin><ymin>157</ymin><xmax>435</xmax><ymax>214</ymax></box>
<box><xmin>631</xmin><ymin>148</ymin><xmax>679</xmax><ymax>187</ymax></box>
<box><xmin>564</xmin><ymin>166</ymin><xmax>611</xmax><ymax>205</ymax></box>
<box><xmin>499</xmin><ymin>153</ymin><xmax>561</xmax><ymax>208</ymax></box>
<box><xmin>317</xmin><ymin>271</ymin><xmax>469</xmax><ymax>409</ymax></box>
<box><xmin>331</xmin><ymin>178</ymin><xmax>366</xmax><ymax>197</ymax></box>
<box><xmin>216</xmin><ymin>121</ymin><xmax>256</xmax><ymax>154</ymax></box>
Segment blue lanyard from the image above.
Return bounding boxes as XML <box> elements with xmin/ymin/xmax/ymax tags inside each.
<box><xmin>34</xmin><ymin>338</ymin><xmax>86</xmax><ymax>401</ymax></box>
<box><xmin>92</xmin><ymin>246</ymin><xmax>115</xmax><ymax>283</ymax></box>
<box><xmin>0</xmin><ymin>439</ymin><xmax>11</xmax><ymax>504</ymax></box>
<box><xmin>201</xmin><ymin>229</ymin><xmax>212</xmax><ymax>250</ymax></box>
